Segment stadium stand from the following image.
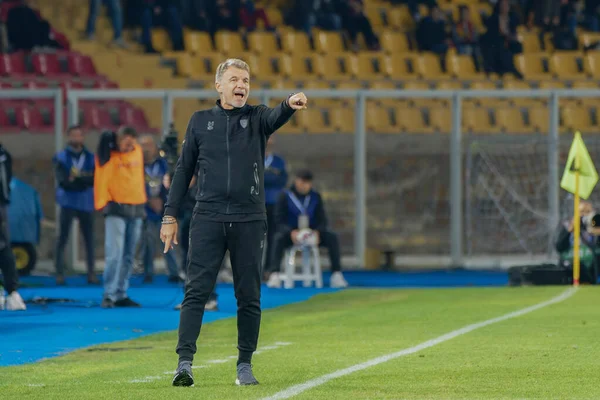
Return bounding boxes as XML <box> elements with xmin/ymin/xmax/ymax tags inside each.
<box><xmin>1</xmin><ymin>0</ymin><xmax>599</xmax><ymax>136</ymax></box>
<box><xmin>1</xmin><ymin>0</ymin><xmax>600</xmax><ymax>258</ymax></box>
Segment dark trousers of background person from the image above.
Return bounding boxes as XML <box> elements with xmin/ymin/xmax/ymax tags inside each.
<box><xmin>0</xmin><ymin>205</ymin><xmax>18</xmax><ymax>294</ymax></box>
<box><xmin>141</xmin><ymin>219</ymin><xmax>180</xmax><ymax>279</ymax></box>
<box><xmin>55</xmin><ymin>207</ymin><xmax>95</xmax><ymax>277</ymax></box>
<box><xmin>141</xmin><ymin>5</ymin><xmax>184</xmax><ymax>52</ymax></box>
<box><xmin>268</xmin><ymin>230</ymin><xmax>342</xmax><ymax>274</ymax></box>
<box><xmin>264</xmin><ymin>203</ymin><xmax>277</xmax><ymax>270</ymax></box>
<box><xmin>342</xmin><ymin>14</ymin><xmax>379</xmax><ymax>48</ymax></box>
<box><xmin>176</xmin><ymin>218</ymin><xmax>266</xmax><ymax>363</ymax></box>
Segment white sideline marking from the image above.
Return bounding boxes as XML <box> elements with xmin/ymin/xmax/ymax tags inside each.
<box><xmin>262</xmin><ymin>287</ymin><xmax>578</xmax><ymax>400</ymax></box>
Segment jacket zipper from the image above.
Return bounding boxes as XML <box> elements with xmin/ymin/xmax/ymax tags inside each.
<box><xmin>226</xmin><ymin>115</ymin><xmax>231</xmax><ymax>214</ymax></box>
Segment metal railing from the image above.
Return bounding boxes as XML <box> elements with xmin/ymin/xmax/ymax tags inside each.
<box><xmin>38</xmin><ymin>88</ymin><xmax>600</xmax><ymax>269</ymax></box>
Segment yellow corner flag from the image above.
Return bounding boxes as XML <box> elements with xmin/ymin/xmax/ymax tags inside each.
<box><xmin>560</xmin><ymin>131</ymin><xmax>598</xmax><ymax>200</ymax></box>
<box><xmin>560</xmin><ymin>131</ymin><xmax>598</xmax><ymax>286</ymax></box>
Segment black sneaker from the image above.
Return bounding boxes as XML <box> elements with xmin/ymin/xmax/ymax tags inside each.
<box><xmin>101</xmin><ymin>298</ymin><xmax>114</xmax><ymax>308</ymax></box>
<box><xmin>236</xmin><ymin>363</ymin><xmax>259</xmax><ymax>386</ymax></box>
<box><xmin>114</xmin><ymin>297</ymin><xmax>141</xmax><ymax>307</ymax></box>
<box><xmin>172</xmin><ymin>361</ymin><xmax>194</xmax><ymax>387</ymax></box>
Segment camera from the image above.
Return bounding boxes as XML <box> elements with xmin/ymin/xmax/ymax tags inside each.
<box><xmin>159</xmin><ymin>123</ymin><xmax>180</xmax><ymax>174</ymax></box>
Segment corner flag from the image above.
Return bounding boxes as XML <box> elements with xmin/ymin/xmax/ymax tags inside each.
<box><xmin>560</xmin><ymin>131</ymin><xmax>598</xmax><ymax>286</ymax></box>
<box><xmin>560</xmin><ymin>131</ymin><xmax>598</xmax><ymax>199</ymax></box>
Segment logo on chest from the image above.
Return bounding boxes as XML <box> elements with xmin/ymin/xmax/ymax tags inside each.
<box><xmin>240</xmin><ymin>118</ymin><xmax>248</xmax><ymax>129</ymax></box>
<box><xmin>207</xmin><ymin>121</ymin><xmax>214</xmax><ymax>131</ymax></box>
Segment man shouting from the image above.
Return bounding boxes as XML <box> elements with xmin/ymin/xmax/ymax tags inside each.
<box><xmin>160</xmin><ymin>58</ymin><xmax>307</xmax><ymax>387</ymax></box>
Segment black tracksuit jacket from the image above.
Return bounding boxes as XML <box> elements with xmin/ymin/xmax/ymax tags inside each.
<box><xmin>164</xmin><ymin>98</ymin><xmax>296</xmax><ymax>222</ymax></box>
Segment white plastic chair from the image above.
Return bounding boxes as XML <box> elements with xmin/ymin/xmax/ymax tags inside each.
<box><xmin>281</xmin><ymin>244</ymin><xmax>323</xmax><ymax>289</ymax></box>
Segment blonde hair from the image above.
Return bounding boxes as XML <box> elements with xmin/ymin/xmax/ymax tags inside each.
<box><xmin>215</xmin><ymin>58</ymin><xmax>250</xmax><ymax>83</ymax></box>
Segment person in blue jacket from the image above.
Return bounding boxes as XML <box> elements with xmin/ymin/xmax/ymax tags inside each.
<box><xmin>53</xmin><ymin>125</ymin><xmax>97</xmax><ymax>285</ymax></box>
<box><xmin>263</xmin><ymin>136</ymin><xmax>288</xmax><ymax>271</ymax></box>
<box><xmin>139</xmin><ymin>135</ymin><xmax>181</xmax><ymax>283</ymax></box>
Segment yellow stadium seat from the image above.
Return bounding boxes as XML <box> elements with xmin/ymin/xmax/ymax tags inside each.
<box><xmin>246</xmin><ymin>54</ymin><xmax>277</xmax><ymax>81</ymax></box>
<box><xmin>415</xmin><ymin>53</ymin><xmax>447</xmax><ymax>79</ymax></box>
<box><xmin>580</xmin><ymin>33</ymin><xmax>600</xmax><ymax>49</ymax></box>
<box><xmin>538</xmin><ymin>80</ymin><xmax>566</xmax><ymax>89</ymax></box>
<box><xmin>367</xmin><ymin>106</ymin><xmax>397</xmax><ymax>133</ymax></box>
<box><xmin>494</xmin><ymin>107</ymin><xmax>533</xmax><ymax>133</ymax></box>
<box><xmin>528</xmin><ymin>107</ymin><xmax>550</xmax><ymax>133</ymax></box>
<box><xmin>503</xmin><ymin>80</ymin><xmax>540</xmax><ymax>107</ymax></box>
<box><xmin>315</xmin><ymin>53</ymin><xmax>352</xmax><ymax>79</ymax></box>
<box><xmin>298</xmin><ymin>109</ymin><xmax>336</xmax><ymax>133</ymax></box>
<box><xmin>466</xmin><ymin>80</ymin><xmax>506</xmax><ymax>107</ymax></box>
<box><xmin>302</xmin><ymin>80</ymin><xmax>337</xmax><ymax>107</ymax></box>
<box><xmin>176</xmin><ymin>53</ymin><xmax>216</xmax><ymax>80</ymax></box>
<box><xmin>265</xmin><ymin>7</ymin><xmax>283</xmax><ymax>26</ymax></box>
<box><xmin>151</xmin><ymin>29</ymin><xmax>171</xmax><ymax>52</ymax></box>
<box><xmin>329</xmin><ymin>108</ymin><xmax>355</xmax><ymax>133</ymax></box>
<box><xmin>387</xmin><ymin>6</ymin><xmax>415</xmax><ymax>31</ymax></box>
<box><xmin>515</xmin><ymin>53</ymin><xmax>550</xmax><ymax>80</ymax></box>
<box><xmin>215</xmin><ymin>32</ymin><xmax>245</xmax><ymax>55</ymax></box>
<box><xmin>383</xmin><ymin>54</ymin><xmax>418</xmax><ymax>79</ymax></box>
<box><xmin>314</xmin><ymin>31</ymin><xmax>345</xmax><ymax>53</ymax></box>
<box><xmin>369</xmin><ymin>81</ymin><xmax>401</xmax><ymax>106</ymax></box>
<box><xmin>365</xmin><ymin>7</ymin><xmax>385</xmax><ymax>28</ymax></box>
<box><xmin>280</xmin><ymin>53</ymin><xmax>320</xmax><ymax>79</ymax></box>
<box><xmin>518</xmin><ymin>31</ymin><xmax>541</xmax><ymax>53</ymax></box>
<box><xmin>429</xmin><ymin>107</ymin><xmax>451</xmax><ymax>133</ymax></box>
<box><xmin>349</xmin><ymin>52</ymin><xmax>386</xmax><ymax>80</ymax></box>
<box><xmin>269</xmin><ymin>78</ymin><xmax>298</xmax><ymax>90</ymax></box>
<box><xmin>281</xmin><ymin>31</ymin><xmax>312</xmax><ymax>54</ymax></box>
<box><xmin>380</xmin><ymin>31</ymin><xmax>410</xmax><ymax>53</ymax></box>
<box><xmin>462</xmin><ymin>107</ymin><xmax>500</xmax><ymax>133</ymax></box>
<box><xmin>446</xmin><ymin>54</ymin><xmax>481</xmax><ymax>79</ymax></box>
<box><xmin>435</xmin><ymin>81</ymin><xmax>462</xmax><ymax>90</ymax></box>
<box><xmin>278</xmin><ymin>113</ymin><xmax>303</xmax><ymax>134</ymax></box>
<box><xmin>248</xmin><ymin>32</ymin><xmax>278</xmax><ymax>54</ymax></box>
<box><xmin>571</xmin><ymin>80</ymin><xmax>600</xmax><ymax>106</ymax></box>
<box><xmin>584</xmin><ymin>52</ymin><xmax>600</xmax><ymax>78</ymax></box>
<box><xmin>561</xmin><ymin>106</ymin><xmax>594</xmax><ymax>132</ymax></box>
<box><xmin>549</xmin><ymin>52</ymin><xmax>586</xmax><ymax>79</ymax></box>
<box><xmin>401</xmin><ymin>81</ymin><xmax>436</xmax><ymax>107</ymax></box>
<box><xmin>395</xmin><ymin>106</ymin><xmax>435</xmax><ymax>133</ymax></box>
<box><xmin>184</xmin><ymin>31</ymin><xmax>213</xmax><ymax>54</ymax></box>
<box><xmin>335</xmin><ymin>81</ymin><xmax>363</xmax><ymax>89</ymax></box>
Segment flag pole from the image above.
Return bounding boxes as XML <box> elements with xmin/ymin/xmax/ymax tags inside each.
<box><xmin>573</xmin><ymin>151</ymin><xmax>581</xmax><ymax>287</ymax></box>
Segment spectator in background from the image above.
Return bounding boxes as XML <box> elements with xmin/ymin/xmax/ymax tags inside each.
<box><xmin>53</xmin><ymin>126</ymin><xmax>97</xmax><ymax>286</ymax></box>
<box><xmin>263</xmin><ymin>136</ymin><xmax>288</xmax><ymax>273</ymax></box>
<box><xmin>266</xmin><ymin>169</ymin><xmax>348</xmax><ymax>289</ymax></box>
<box><xmin>94</xmin><ymin>127</ymin><xmax>146</xmax><ymax>308</ymax></box>
<box><xmin>240</xmin><ymin>0</ymin><xmax>273</xmax><ymax>31</ymax></box>
<box><xmin>139</xmin><ymin>135</ymin><xmax>181</xmax><ymax>284</ymax></box>
<box><xmin>453</xmin><ymin>5</ymin><xmax>482</xmax><ymax>70</ymax></box>
<box><xmin>416</xmin><ymin>5</ymin><xmax>451</xmax><ymax>57</ymax></box>
<box><xmin>85</xmin><ymin>0</ymin><xmax>127</xmax><ymax>47</ymax></box>
<box><xmin>5</xmin><ymin>0</ymin><xmax>63</xmax><ymax>51</ymax></box>
<box><xmin>287</xmin><ymin>0</ymin><xmax>341</xmax><ymax>35</ymax></box>
<box><xmin>141</xmin><ymin>0</ymin><xmax>184</xmax><ymax>53</ymax></box>
<box><xmin>480</xmin><ymin>0</ymin><xmax>524</xmax><ymax>79</ymax></box>
<box><xmin>585</xmin><ymin>0</ymin><xmax>600</xmax><ymax>32</ymax></box>
<box><xmin>388</xmin><ymin>0</ymin><xmax>438</xmax><ymax>22</ymax></box>
<box><xmin>0</xmin><ymin>143</ymin><xmax>26</xmax><ymax>311</ymax></box>
<box><xmin>186</xmin><ymin>0</ymin><xmax>211</xmax><ymax>32</ymax></box>
<box><xmin>338</xmin><ymin>0</ymin><xmax>380</xmax><ymax>50</ymax></box>
<box><xmin>537</xmin><ymin>0</ymin><xmax>561</xmax><ymax>30</ymax></box>
<box><xmin>209</xmin><ymin>0</ymin><xmax>241</xmax><ymax>33</ymax></box>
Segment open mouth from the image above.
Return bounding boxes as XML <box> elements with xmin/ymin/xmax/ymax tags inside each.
<box><xmin>234</xmin><ymin>92</ymin><xmax>245</xmax><ymax>99</ymax></box>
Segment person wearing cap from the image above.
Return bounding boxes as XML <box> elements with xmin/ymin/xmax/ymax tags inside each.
<box><xmin>266</xmin><ymin>168</ymin><xmax>348</xmax><ymax>289</ymax></box>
